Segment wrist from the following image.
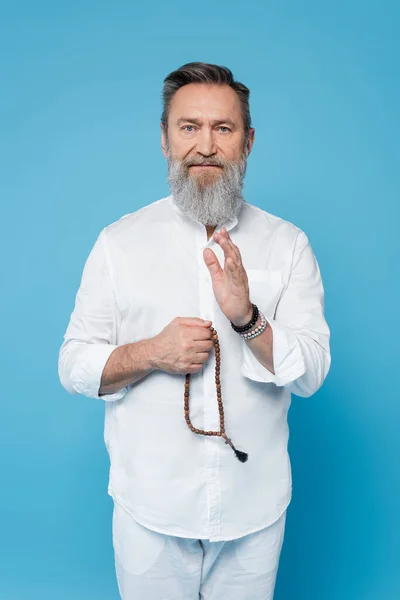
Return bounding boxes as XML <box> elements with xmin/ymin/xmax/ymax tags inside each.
<box><xmin>130</xmin><ymin>338</ymin><xmax>158</xmax><ymax>373</ymax></box>
<box><xmin>144</xmin><ymin>338</ymin><xmax>156</xmax><ymax>371</ymax></box>
<box><xmin>231</xmin><ymin>303</ymin><xmax>254</xmax><ymax>328</ymax></box>
<box><xmin>242</xmin><ymin>313</ymin><xmax>263</xmax><ymax>340</ymax></box>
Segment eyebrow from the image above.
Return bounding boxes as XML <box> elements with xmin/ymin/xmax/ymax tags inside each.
<box><xmin>176</xmin><ymin>117</ymin><xmax>237</xmax><ymax>128</ymax></box>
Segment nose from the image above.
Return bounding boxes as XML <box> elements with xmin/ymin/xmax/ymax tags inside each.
<box><xmin>196</xmin><ymin>127</ymin><xmax>217</xmax><ymax>157</ymax></box>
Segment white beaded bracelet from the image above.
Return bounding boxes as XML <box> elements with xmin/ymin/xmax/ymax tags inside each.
<box><xmin>241</xmin><ymin>311</ymin><xmax>268</xmax><ymax>340</ymax></box>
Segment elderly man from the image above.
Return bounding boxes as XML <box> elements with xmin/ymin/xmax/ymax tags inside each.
<box><xmin>59</xmin><ymin>62</ymin><xmax>331</xmax><ymax>600</ymax></box>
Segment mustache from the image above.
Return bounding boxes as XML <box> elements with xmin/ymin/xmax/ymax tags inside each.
<box><xmin>182</xmin><ymin>157</ymin><xmax>226</xmax><ymax>168</ymax></box>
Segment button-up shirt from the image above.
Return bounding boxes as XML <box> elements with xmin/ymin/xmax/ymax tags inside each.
<box><xmin>58</xmin><ymin>194</ymin><xmax>331</xmax><ymax>542</ymax></box>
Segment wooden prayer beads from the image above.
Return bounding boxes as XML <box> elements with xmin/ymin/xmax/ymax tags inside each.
<box><xmin>184</xmin><ymin>326</ymin><xmax>248</xmax><ymax>462</ymax></box>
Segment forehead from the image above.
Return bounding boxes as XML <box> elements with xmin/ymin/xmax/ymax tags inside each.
<box><xmin>168</xmin><ymin>83</ymin><xmax>243</xmax><ymax>124</ymax></box>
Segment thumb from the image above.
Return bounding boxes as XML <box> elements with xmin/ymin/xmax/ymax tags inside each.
<box><xmin>203</xmin><ymin>248</ymin><xmax>222</xmax><ymax>278</ymax></box>
<box><xmin>179</xmin><ymin>317</ymin><xmax>212</xmax><ymax>327</ymax></box>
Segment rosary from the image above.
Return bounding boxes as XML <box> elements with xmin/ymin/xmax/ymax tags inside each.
<box><xmin>184</xmin><ymin>303</ymin><xmax>268</xmax><ymax>463</ymax></box>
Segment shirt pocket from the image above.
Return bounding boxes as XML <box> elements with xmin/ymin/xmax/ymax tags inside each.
<box><xmin>246</xmin><ymin>269</ymin><xmax>285</xmax><ymax>319</ymax></box>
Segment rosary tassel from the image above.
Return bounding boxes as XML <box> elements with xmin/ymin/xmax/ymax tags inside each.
<box><xmin>223</xmin><ymin>435</ymin><xmax>249</xmax><ymax>463</ymax></box>
<box><xmin>233</xmin><ymin>447</ymin><xmax>249</xmax><ymax>463</ymax></box>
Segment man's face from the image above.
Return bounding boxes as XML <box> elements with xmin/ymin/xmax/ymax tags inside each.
<box><xmin>161</xmin><ymin>83</ymin><xmax>255</xmax><ymax>227</ymax></box>
<box><xmin>162</xmin><ymin>83</ymin><xmax>253</xmax><ymax>175</ymax></box>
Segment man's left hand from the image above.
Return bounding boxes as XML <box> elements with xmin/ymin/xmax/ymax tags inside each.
<box><xmin>203</xmin><ymin>228</ymin><xmax>253</xmax><ymax>327</ymax></box>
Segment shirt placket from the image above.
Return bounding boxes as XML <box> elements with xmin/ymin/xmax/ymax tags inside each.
<box><xmin>196</xmin><ymin>227</ymin><xmax>223</xmax><ymax>541</ymax></box>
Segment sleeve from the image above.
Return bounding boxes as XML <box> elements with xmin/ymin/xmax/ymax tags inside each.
<box><xmin>58</xmin><ymin>229</ymin><xmax>129</xmax><ymax>401</ymax></box>
<box><xmin>241</xmin><ymin>231</ymin><xmax>331</xmax><ymax>397</ymax></box>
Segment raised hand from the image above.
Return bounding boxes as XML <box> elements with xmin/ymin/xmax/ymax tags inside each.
<box><xmin>203</xmin><ymin>228</ymin><xmax>253</xmax><ymax>327</ymax></box>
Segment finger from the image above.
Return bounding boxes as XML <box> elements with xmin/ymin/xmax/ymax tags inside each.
<box><xmin>179</xmin><ymin>317</ymin><xmax>212</xmax><ymax>327</ymax></box>
<box><xmin>221</xmin><ymin>229</ymin><xmax>242</xmax><ymax>265</ymax></box>
<box><xmin>203</xmin><ymin>247</ymin><xmax>223</xmax><ymax>277</ymax></box>
<box><xmin>225</xmin><ymin>256</ymin><xmax>241</xmax><ymax>279</ymax></box>
<box><xmin>192</xmin><ymin>352</ymin><xmax>210</xmax><ymax>362</ymax></box>
<box><xmin>187</xmin><ymin>364</ymin><xmax>204</xmax><ymax>373</ymax></box>
<box><xmin>214</xmin><ymin>232</ymin><xmax>237</xmax><ymax>264</ymax></box>
<box><xmin>192</xmin><ymin>328</ymin><xmax>214</xmax><ymax>340</ymax></box>
<box><xmin>217</xmin><ymin>230</ymin><xmax>242</xmax><ymax>266</ymax></box>
<box><xmin>194</xmin><ymin>340</ymin><xmax>213</xmax><ymax>352</ymax></box>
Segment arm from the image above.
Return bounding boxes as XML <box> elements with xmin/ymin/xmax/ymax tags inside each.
<box><xmin>58</xmin><ymin>229</ymin><xmax>152</xmax><ymax>401</ymax></box>
<box><xmin>241</xmin><ymin>231</ymin><xmax>331</xmax><ymax>397</ymax></box>
<box><xmin>239</xmin><ymin>312</ymin><xmax>275</xmax><ymax>374</ymax></box>
<box><xmin>98</xmin><ymin>339</ymin><xmax>155</xmax><ymax>396</ymax></box>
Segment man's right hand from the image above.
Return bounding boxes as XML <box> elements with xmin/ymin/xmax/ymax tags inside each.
<box><xmin>151</xmin><ymin>317</ymin><xmax>214</xmax><ymax>375</ymax></box>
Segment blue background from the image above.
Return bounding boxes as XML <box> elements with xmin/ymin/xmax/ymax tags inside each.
<box><xmin>1</xmin><ymin>1</ymin><xmax>399</xmax><ymax>598</ymax></box>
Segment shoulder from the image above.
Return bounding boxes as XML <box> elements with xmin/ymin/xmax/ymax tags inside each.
<box><xmin>242</xmin><ymin>201</ymin><xmax>307</xmax><ymax>244</ymax></box>
<box><xmin>101</xmin><ymin>196</ymin><xmax>170</xmax><ymax>243</ymax></box>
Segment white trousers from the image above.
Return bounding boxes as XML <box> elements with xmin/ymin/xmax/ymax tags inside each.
<box><xmin>112</xmin><ymin>501</ymin><xmax>287</xmax><ymax>600</ymax></box>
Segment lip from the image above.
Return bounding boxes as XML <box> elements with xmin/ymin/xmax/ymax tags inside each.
<box><xmin>189</xmin><ymin>165</ymin><xmax>222</xmax><ymax>168</ymax></box>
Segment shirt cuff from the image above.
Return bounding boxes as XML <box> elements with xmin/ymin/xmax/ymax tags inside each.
<box><xmin>70</xmin><ymin>343</ymin><xmax>129</xmax><ymax>401</ymax></box>
<box><xmin>240</xmin><ymin>317</ymin><xmax>306</xmax><ymax>386</ymax></box>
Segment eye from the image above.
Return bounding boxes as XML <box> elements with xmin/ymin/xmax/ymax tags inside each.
<box><xmin>217</xmin><ymin>126</ymin><xmax>231</xmax><ymax>133</ymax></box>
<box><xmin>182</xmin><ymin>125</ymin><xmax>197</xmax><ymax>132</ymax></box>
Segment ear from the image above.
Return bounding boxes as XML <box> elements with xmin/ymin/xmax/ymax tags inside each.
<box><xmin>161</xmin><ymin>123</ymin><xmax>168</xmax><ymax>158</ymax></box>
<box><xmin>246</xmin><ymin>128</ymin><xmax>255</xmax><ymax>156</ymax></box>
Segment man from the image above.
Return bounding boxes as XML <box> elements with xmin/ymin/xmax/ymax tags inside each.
<box><xmin>58</xmin><ymin>62</ymin><xmax>331</xmax><ymax>600</ymax></box>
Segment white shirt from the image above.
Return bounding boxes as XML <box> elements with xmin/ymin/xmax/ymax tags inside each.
<box><xmin>58</xmin><ymin>195</ymin><xmax>331</xmax><ymax>542</ymax></box>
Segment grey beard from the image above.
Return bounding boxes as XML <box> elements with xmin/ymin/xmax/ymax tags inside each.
<box><xmin>167</xmin><ymin>149</ymin><xmax>248</xmax><ymax>227</ymax></box>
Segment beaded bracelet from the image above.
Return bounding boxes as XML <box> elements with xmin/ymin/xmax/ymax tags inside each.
<box><xmin>241</xmin><ymin>311</ymin><xmax>268</xmax><ymax>340</ymax></box>
<box><xmin>230</xmin><ymin>303</ymin><xmax>259</xmax><ymax>333</ymax></box>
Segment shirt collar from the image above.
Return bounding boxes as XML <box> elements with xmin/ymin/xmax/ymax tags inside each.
<box><xmin>167</xmin><ymin>194</ymin><xmax>239</xmax><ymax>234</ymax></box>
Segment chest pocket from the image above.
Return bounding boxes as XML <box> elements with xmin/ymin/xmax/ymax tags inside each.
<box><xmin>246</xmin><ymin>269</ymin><xmax>285</xmax><ymax>319</ymax></box>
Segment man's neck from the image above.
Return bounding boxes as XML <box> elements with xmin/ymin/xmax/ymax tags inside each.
<box><xmin>206</xmin><ymin>225</ymin><xmax>217</xmax><ymax>241</ymax></box>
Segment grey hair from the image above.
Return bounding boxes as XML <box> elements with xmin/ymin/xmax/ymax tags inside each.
<box><xmin>161</xmin><ymin>62</ymin><xmax>252</xmax><ymax>143</ymax></box>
